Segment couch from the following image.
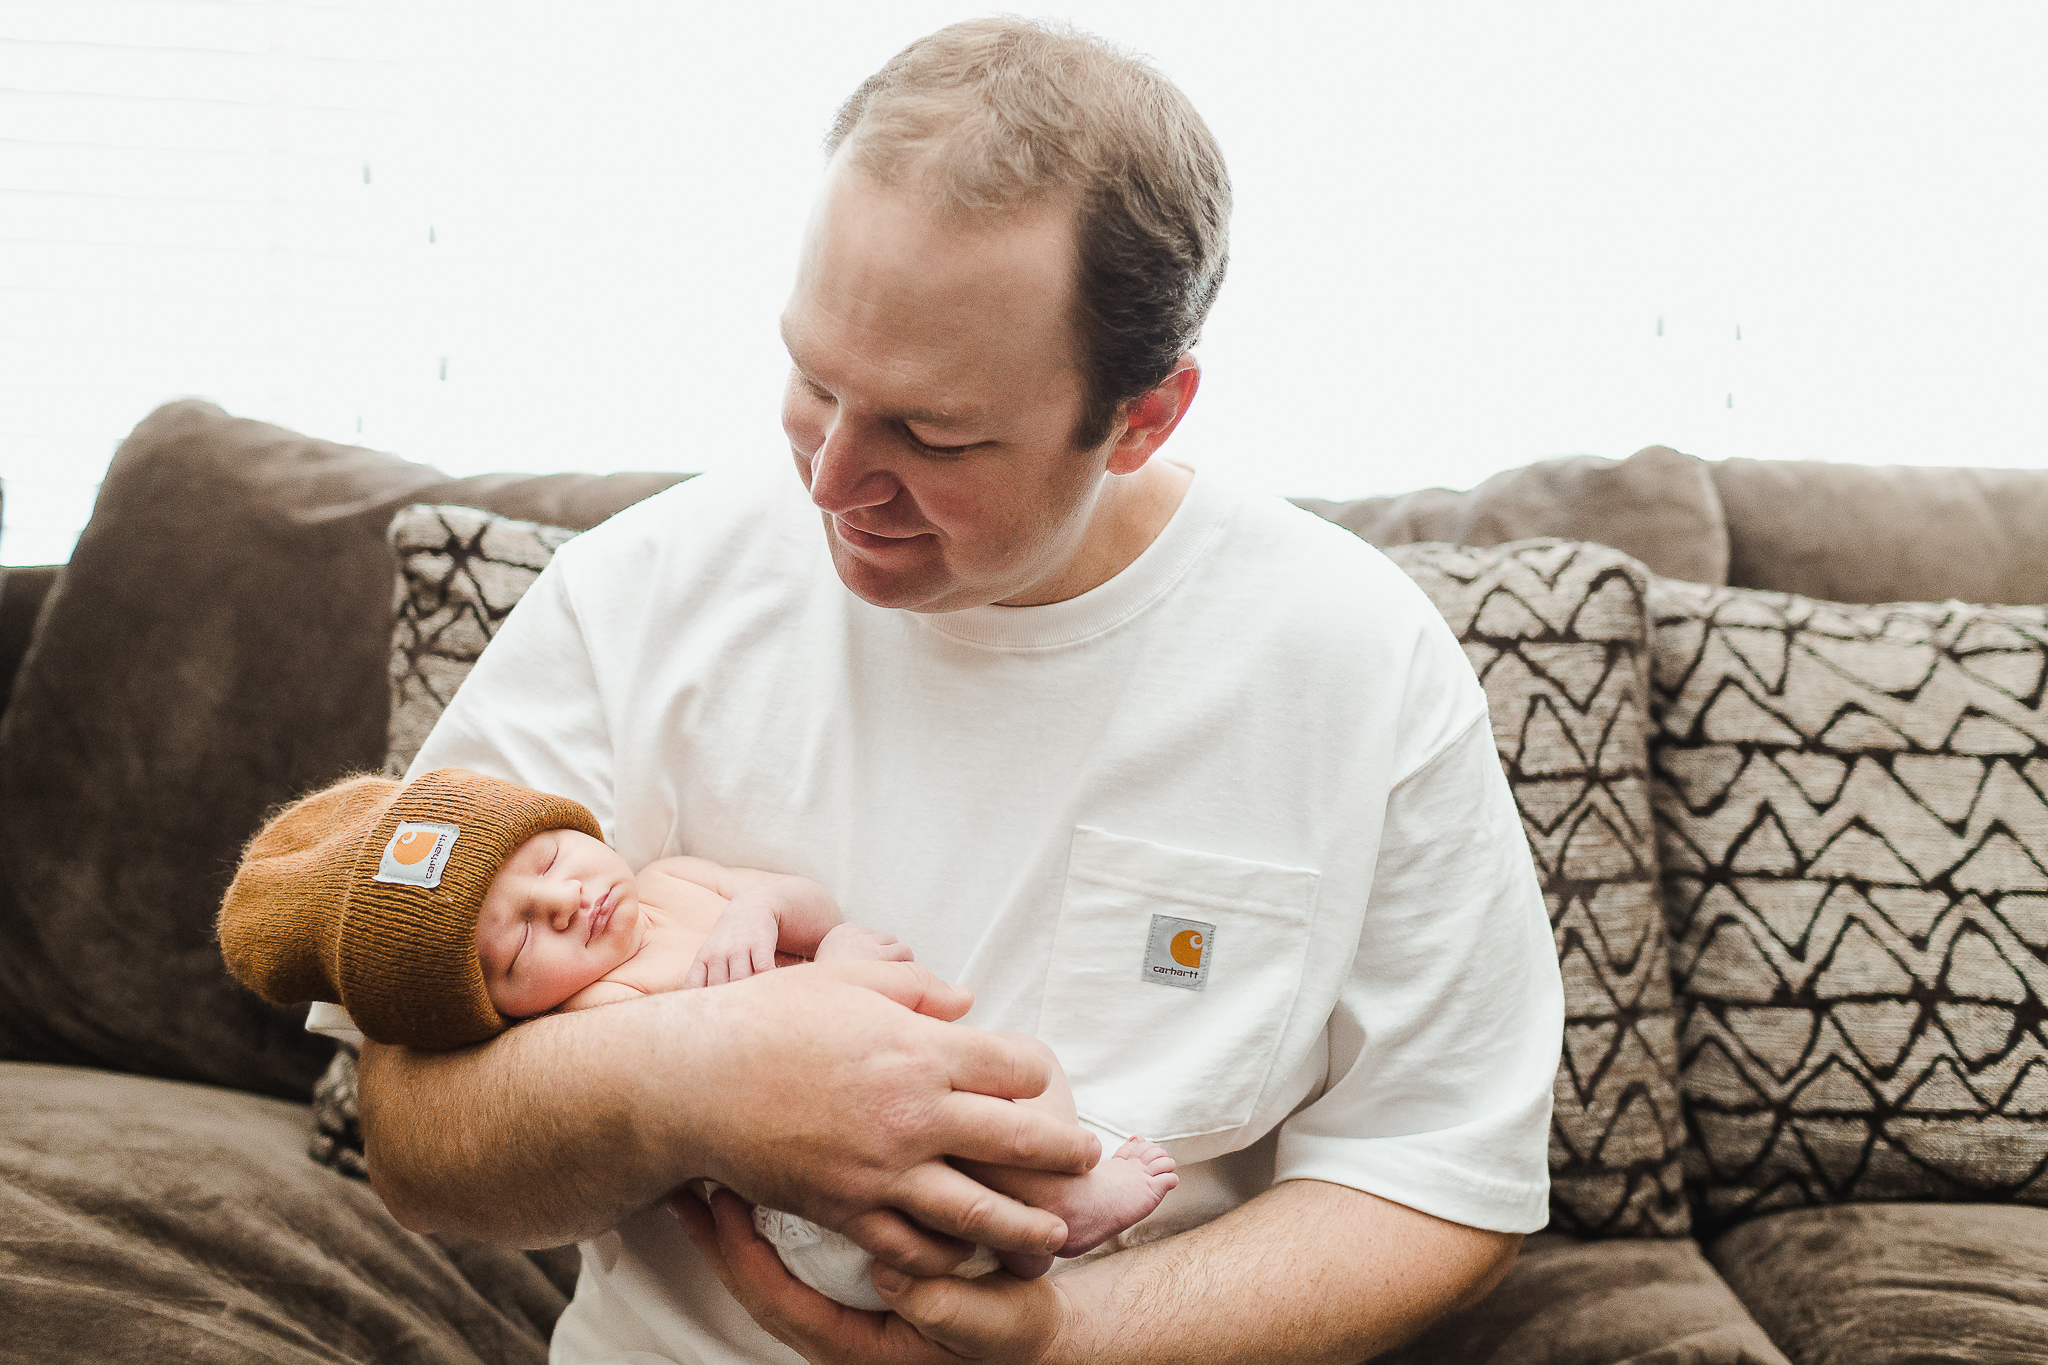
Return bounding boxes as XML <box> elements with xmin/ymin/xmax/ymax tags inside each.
<box><xmin>5</xmin><ymin>399</ymin><xmax>2048</xmax><ymax>1363</ymax></box>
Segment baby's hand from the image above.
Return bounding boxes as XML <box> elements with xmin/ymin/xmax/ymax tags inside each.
<box><xmin>813</xmin><ymin>923</ymin><xmax>914</xmax><ymax>965</ymax></box>
<box><xmin>686</xmin><ymin>901</ymin><xmax>781</xmax><ymax>989</ymax></box>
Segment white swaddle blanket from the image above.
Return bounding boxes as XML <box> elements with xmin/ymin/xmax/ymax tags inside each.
<box><xmin>752</xmin><ymin>1205</ymin><xmax>1002</xmax><ymax>1312</ymax></box>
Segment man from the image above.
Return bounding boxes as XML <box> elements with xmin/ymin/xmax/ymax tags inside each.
<box><xmin>354</xmin><ymin>18</ymin><xmax>1563</xmax><ymax>1364</ymax></box>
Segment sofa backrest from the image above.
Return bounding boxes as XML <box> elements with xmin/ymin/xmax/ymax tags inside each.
<box><xmin>1709</xmin><ymin>459</ymin><xmax>2048</xmax><ymax>606</ymax></box>
<box><xmin>1293</xmin><ymin>445</ymin><xmax>1730</xmax><ymax>588</ymax></box>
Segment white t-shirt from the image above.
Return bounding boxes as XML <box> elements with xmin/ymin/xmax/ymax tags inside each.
<box><xmin>363</xmin><ymin>461</ymin><xmax>1561</xmax><ymax>1365</ymax></box>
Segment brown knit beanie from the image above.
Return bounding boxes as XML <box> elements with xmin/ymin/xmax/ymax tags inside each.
<box><xmin>218</xmin><ymin>768</ymin><xmax>602</xmax><ymax>1049</ymax></box>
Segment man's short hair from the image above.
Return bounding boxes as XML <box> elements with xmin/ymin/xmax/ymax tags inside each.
<box><xmin>826</xmin><ymin>17</ymin><xmax>1232</xmax><ymax>449</ymax></box>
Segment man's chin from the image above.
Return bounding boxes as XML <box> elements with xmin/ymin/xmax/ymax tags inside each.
<box><xmin>827</xmin><ymin>538</ymin><xmax>958</xmax><ymax>613</ymax></box>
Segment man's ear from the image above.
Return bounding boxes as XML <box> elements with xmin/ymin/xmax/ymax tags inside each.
<box><xmin>1105</xmin><ymin>356</ymin><xmax>1201</xmax><ymax>476</ymax></box>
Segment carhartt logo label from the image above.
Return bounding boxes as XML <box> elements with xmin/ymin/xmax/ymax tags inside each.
<box><xmin>373</xmin><ymin>821</ymin><xmax>459</xmax><ymax>889</ymax></box>
<box><xmin>1143</xmin><ymin>914</ymin><xmax>1214</xmax><ymax>992</ymax></box>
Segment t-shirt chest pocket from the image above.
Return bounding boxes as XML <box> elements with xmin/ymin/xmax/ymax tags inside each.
<box><xmin>1035</xmin><ymin>826</ymin><xmax>1320</xmax><ymax>1146</ymax></box>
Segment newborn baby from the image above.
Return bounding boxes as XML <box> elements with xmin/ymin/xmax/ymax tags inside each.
<box><xmin>471</xmin><ymin>832</ymin><xmax>914</xmax><ymax>1016</ymax></box>
<box><xmin>219</xmin><ymin>767</ymin><xmax>1175</xmax><ymax>1308</ymax></box>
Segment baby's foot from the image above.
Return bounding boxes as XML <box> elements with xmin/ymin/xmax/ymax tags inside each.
<box><xmin>1046</xmin><ymin>1137</ymin><xmax>1177</xmax><ymax>1258</ymax></box>
<box><xmin>961</xmin><ymin>1137</ymin><xmax>1178</xmax><ymax>1278</ymax></box>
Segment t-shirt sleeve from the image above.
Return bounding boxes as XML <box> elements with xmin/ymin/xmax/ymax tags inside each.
<box><xmin>406</xmin><ymin>552</ymin><xmax>619</xmax><ymax>834</ymax></box>
<box><xmin>1273</xmin><ymin>712</ymin><xmax>1563</xmax><ymax>1234</ymax></box>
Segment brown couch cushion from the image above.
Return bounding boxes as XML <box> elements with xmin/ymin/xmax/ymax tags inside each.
<box><xmin>1297</xmin><ymin>446</ymin><xmax>1730</xmax><ymax>587</ymax></box>
<box><xmin>1375</xmin><ymin>1232</ymin><xmax>1790</xmax><ymax>1365</ymax></box>
<box><xmin>1710</xmin><ymin>1203</ymin><xmax>2048</xmax><ymax>1365</ymax></box>
<box><xmin>0</xmin><ymin>400</ymin><xmax>687</xmax><ymax>1099</ymax></box>
<box><xmin>0</xmin><ymin>1060</ymin><xmax>567</xmax><ymax>1364</ymax></box>
<box><xmin>1390</xmin><ymin>541</ymin><xmax>1688</xmax><ymax>1237</ymax></box>
<box><xmin>1649</xmin><ymin>579</ymin><xmax>2048</xmax><ymax>1229</ymax></box>
<box><xmin>1711</xmin><ymin>459</ymin><xmax>2048</xmax><ymax>606</ymax></box>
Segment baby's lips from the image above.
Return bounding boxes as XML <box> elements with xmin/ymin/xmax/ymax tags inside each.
<box><xmin>584</xmin><ymin>885</ymin><xmax>619</xmax><ymax>944</ymax></box>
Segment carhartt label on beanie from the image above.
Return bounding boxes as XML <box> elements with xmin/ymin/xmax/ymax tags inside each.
<box><xmin>375</xmin><ymin>821</ymin><xmax>460</xmax><ymax>888</ymax></box>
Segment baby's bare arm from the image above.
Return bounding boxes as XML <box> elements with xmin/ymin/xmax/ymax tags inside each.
<box><xmin>644</xmin><ymin>855</ymin><xmax>839</xmax><ymax>950</ymax></box>
<box><xmin>642</xmin><ymin>855</ymin><xmax>913</xmax><ymax>988</ymax></box>
<box><xmin>686</xmin><ymin>880</ymin><xmax>841</xmax><ymax>988</ymax></box>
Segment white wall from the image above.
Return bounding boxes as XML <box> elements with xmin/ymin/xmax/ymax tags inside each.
<box><xmin>3</xmin><ymin>1</ymin><xmax>2044</xmax><ymax>564</ymax></box>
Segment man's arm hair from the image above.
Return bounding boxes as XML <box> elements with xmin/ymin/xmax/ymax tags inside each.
<box><xmin>1065</xmin><ymin>1180</ymin><xmax>1518</xmax><ymax>1363</ymax></box>
<box><xmin>695</xmin><ymin>1170</ymin><xmax>1523</xmax><ymax>1364</ymax></box>
<box><xmin>361</xmin><ymin>992</ymin><xmax>701</xmax><ymax>1246</ymax></box>
<box><xmin>1047</xmin><ymin>1179</ymin><xmax>1518</xmax><ymax>1365</ymax></box>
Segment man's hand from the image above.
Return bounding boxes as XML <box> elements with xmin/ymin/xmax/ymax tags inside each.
<box><xmin>673</xmin><ymin>1184</ymin><xmax>1071</xmax><ymax>1364</ymax></box>
<box><xmin>360</xmin><ymin>957</ymin><xmax>1099</xmax><ymax>1262</ymax></box>
<box><xmin>684</xmin><ymin>960</ymin><xmax>1099</xmax><ymax>1271</ymax></box>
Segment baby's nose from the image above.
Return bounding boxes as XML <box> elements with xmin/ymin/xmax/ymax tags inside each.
<box><xmin>541</xmin><ymin>880</ymin><xmax>581</xmax><ymax>929</ymax></box>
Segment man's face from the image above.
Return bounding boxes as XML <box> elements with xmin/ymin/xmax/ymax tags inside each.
<box><xmin>780</xmin><ymin>158</ymin><xmax>1115</xmax><ymax>613</ymax></box>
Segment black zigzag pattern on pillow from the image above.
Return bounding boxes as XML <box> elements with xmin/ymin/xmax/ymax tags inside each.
<box><xmin>308</xmin><ymin>1048</ymin><xmax>369</xmax><ymax>1181</ymax></box>
<box><xmin>1649</xmin><ymin>579</ymin><xmax>2048</xmax><ymax>1228</ymax></box>
<box><xmin>1393</xmin><ymin>541</ymin><xmax>1688</xmax><ymax>1237</ymax></box>
<box><xmin>385</xmin><ymin>504</ymin><xmax>579</xmax><ymax>776</ymax></box>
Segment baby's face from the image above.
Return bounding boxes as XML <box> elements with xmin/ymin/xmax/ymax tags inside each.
<box><xmin>475</xmin><ymin>828</ymin><xmax>642</xmax><ymax>1018</ymax></box>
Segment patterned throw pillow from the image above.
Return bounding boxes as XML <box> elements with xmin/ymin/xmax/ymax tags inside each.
<box><xmin>308</xmin><ymin>1048</ymin><xmax>368</xmax><ymax>1181</ymax></box>
<box><xmin>1649</xmin><ymin>579</ymin><xmax>2048</xmax><ymax>1228</ymax></box>
<box><xmin>385</xmin><ymin>504</ymin><xmax>581</xmax><ymax>776</ymax></box>
<box><xmin>1389</xmin><ymin>540</ymin><xmax>1688</xmax><ymax>1237</ymax></box>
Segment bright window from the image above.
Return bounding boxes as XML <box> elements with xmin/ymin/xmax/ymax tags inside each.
<box><xmin>4</xmin><ymin>2</ymin><xmax>2044</xmax><ymax>565</ymax></box>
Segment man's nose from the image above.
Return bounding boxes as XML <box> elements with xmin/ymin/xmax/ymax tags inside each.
<box><xmin>806</xmin><ymin>417</ymin><xmax>900</xmax><ymax>515</ymax></box>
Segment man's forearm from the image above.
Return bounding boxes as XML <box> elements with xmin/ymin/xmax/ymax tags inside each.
<box><xmin>361</xmin><ymin>989</ymin><xmax>711</xmax><ymax>1247</ymax></box>
<box><xmin>357</xmin><ymin>960</ymin><xmax>1099</xmax><ymax>1263</ymax></box>
<box><xmin>1051</xmin><ymin>1178</ymin><xmax>1520</xmax><ymax>1365</ymax></box>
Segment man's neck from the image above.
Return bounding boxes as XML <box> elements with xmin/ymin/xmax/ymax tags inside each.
<box><xmin>998</xmin><ymin>459</ymin><xmax>1195</xmax><ymax>608</ymax></box>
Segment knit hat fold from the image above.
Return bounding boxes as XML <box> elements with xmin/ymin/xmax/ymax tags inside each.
<box><xmin>219</xmin><ymin>768</ymin><xmax>602</xmax><ymax>1048</ymax></box>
